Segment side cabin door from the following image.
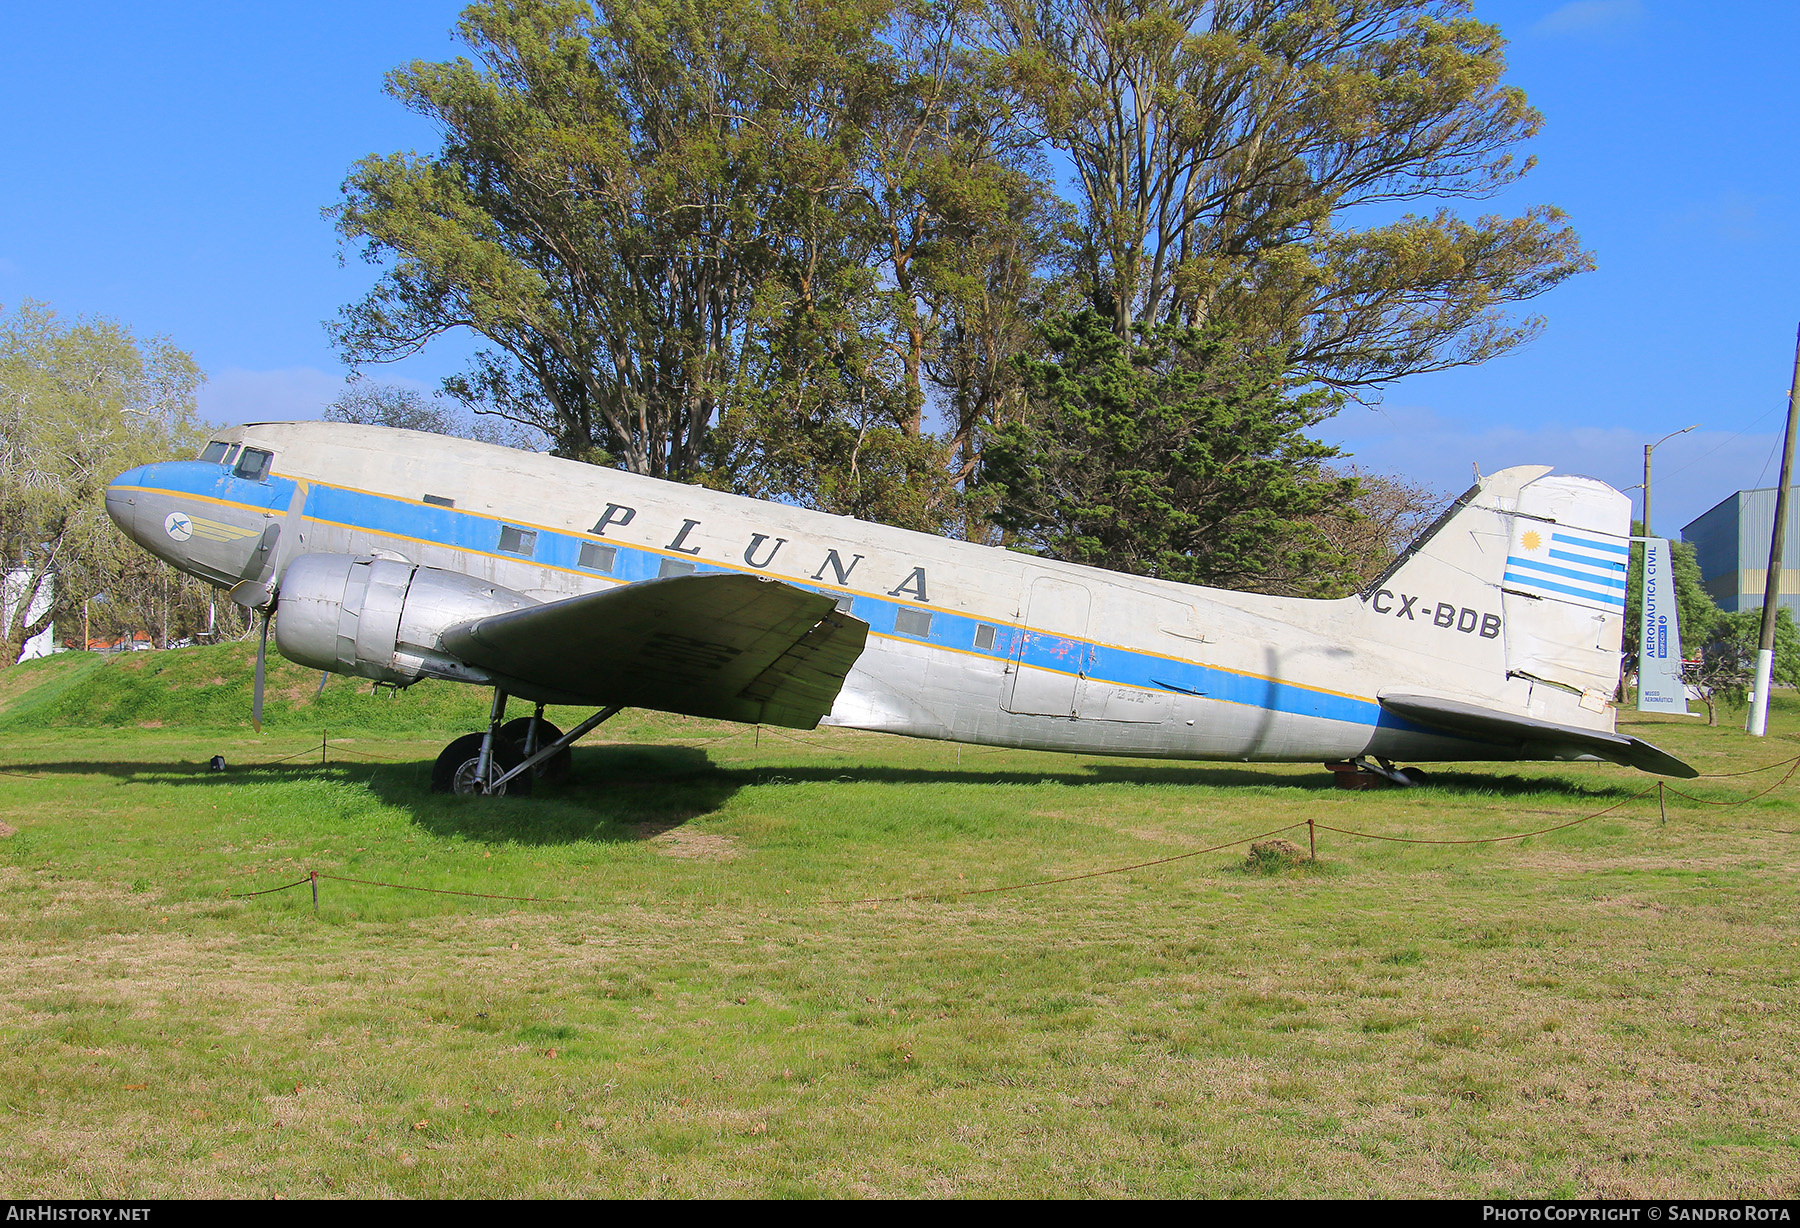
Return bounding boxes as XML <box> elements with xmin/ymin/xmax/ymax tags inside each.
<box><xmin>1004</xmin><ymin>576</ymin><xmax>1094</xmax><ymax>716</ymax></box>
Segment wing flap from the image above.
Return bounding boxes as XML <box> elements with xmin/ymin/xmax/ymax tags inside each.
<box><xmin>1379</xmin><ymin>693</ymin><xmax>1697</xmax><ymax>778</ymax></box>
<box><xmin>439</xmin><ymin>573</ymin><xmax>868</xmax><ymax>729</ymax></box>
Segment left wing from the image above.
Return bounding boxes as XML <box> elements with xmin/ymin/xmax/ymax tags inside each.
<box><xmin>439</xmin><ymin>573</ymin><xmax>868</xmax><ymax>729</ymax></box>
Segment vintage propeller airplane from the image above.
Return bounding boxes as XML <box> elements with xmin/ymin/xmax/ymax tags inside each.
<box><xmin>103</xmin><ymin>421</ymin><xmax>1694</xmax><ymax>794</ymax></box>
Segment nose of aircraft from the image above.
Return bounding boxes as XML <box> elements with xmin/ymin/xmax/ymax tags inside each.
<box><xmin>104</xmin><ymin>460</ymin><xmax>285</xmax><ymax>591</ymax></box>
<box><xmin>105</xmin><ymin>466</ymin><xmax>148</xmax><ymax>543</ymax></box>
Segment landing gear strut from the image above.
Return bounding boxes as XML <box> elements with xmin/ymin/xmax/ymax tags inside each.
<box><xmin>501</xmin><ymin>704</ymin><xmax>573</xmax><ymax>784</ymax></box>
<box><xmin>1324</xmin><ymin>758</ymin><xmax>1428</xmax><ymax>790</ymax></box>
<box><xmin>429</xmin><ymin>691</ymin><xmax>622</xmax><ymax>796</ymax></box>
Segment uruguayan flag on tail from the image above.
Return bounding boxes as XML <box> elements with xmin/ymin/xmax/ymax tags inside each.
<box><xmin>1503</xmin><ymin>521</ymin><xmax>1629</xmax><ymax>612</ymax></box>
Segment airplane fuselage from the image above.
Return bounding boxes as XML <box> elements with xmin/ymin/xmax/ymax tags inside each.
<box><xmin>104</xmin><ymin>421</ymin><xmax>1633</xmax><ymax>770</ymax></box>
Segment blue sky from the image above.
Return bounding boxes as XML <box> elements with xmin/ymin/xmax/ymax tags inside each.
<box><xmin>2</xmin><ymin>0</ymin><xmax>1796</xmax><ymax>536</ymax></box>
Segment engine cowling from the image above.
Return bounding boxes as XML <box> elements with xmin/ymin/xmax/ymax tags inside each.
<box><xmin>274</xmin><ymin>554</ymin><xmax>539</xmax><ymax>686</ymax></box>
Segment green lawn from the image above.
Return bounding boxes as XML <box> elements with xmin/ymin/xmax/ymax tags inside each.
<box><xmin>1</xmin><ymin>646</ymin><xmax>1797</xmax><ymax>1197</ymax></box>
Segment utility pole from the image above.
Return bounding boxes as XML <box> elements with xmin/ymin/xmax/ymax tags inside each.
<box><xmin>1643</xmin><ymin>425</ymin><xmax>1698</xmax><ymax>537</ymax></box>
<box><xmin>1747</xmin><ymin>324</ymin><xmax>1800</xmax><ymax>737</ymax></box>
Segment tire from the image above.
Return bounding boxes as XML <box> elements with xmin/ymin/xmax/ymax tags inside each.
<box><xmin>430</xmin><ymin>732</ymin><xmax>534</xmax><ymax>797</ymax></box>
<box><xmin>1392</xmin><ymin>767</ymin><xmax>1428</xmax><ymax>788</ymax></box>
<box><xmin>500</xmin><ymin>716</ymin><xmax>573</xmax><ymax>784</ymax></box>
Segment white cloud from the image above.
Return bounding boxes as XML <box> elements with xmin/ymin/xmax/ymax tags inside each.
<box><xmin>196</xmin><ymin>366</ymin><xmax>346</xmax><ymax>427</ymax></box>
<box><xmin>1320</xmin><ymin>403</ymin><xmax>1779</xmax><ymax>537</ymax></box>
<box><xmin>1532</xmin><ymin>0</ymin><xmax>1644</xmax><ymax>36</ymax></box>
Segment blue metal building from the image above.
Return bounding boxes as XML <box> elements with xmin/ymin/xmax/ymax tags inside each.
<box><xmin>1682</xmin><ymin>486</ymin><xmax>1800</xmax><ymax>617</ymax></box>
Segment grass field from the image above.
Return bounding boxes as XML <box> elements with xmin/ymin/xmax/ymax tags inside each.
<box><xmin>1</xmin><ymin>646</ymin><xmax>1798</xmax><ymax>1197</ymax></box>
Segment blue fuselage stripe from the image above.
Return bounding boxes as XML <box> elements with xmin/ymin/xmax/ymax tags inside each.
<box><xmin>146</xmin><ymin>461</ymin><xmax>1388</xmax><ymax>729</ymax></box>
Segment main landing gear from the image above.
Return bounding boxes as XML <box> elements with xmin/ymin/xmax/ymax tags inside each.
<box><xmin>430</xmin><ymin>690</ymin><xmax>622</xmax><ymax>796</ymax></box>
<box><xmin>1324</xmin><ymin>758</ymin><xmax>1428</xmax><ymax>790</ymax></box>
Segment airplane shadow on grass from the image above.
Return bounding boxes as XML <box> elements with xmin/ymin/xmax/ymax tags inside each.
<box><xmin>3</xmin><ymin>741</ymin><xmax>1649</xmax><ymax>847</ymax></box>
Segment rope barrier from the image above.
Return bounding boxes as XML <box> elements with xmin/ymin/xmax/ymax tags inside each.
<box><xmin>228</xmin><ymin>874</ymin><xmax>316</xmax><ymax>899</ymax></box>
<box><xmin>314</xmin><ymin>873</ymin><xmax>566</xmax><ymax>904</ymax></box>
<box><xmin>1661</xmin><ymin>757</ymin><xmax>1800</xmax><ymax>805</ymax></box>
<box><xmin>20</xmin><ymin>722</ymin><xmax>1792</xmax><ymax>913</ymax></box>
<box><xmin>1313</xmin><ymin>781</ymin><xmax>1662</xmax><ymax>846</ymax></box>
<box><xmin>218</xmin><ymin>747</ymin><xmax>1800</xmax><ymax>913</ymax></box>
<box><xmin>817</xmin><ymin>820</ymin><xmax>1313</xmax><ymax>905</ymax></box>
<box><xmin>224</xmin><ymin>871</ymin><xmax>567</xmax><ymax>904</ymax></box>
<box><xmin>1693</xmin><ymin>753</ymin><xmax>1800</xmax><ymax>779</ymax></box>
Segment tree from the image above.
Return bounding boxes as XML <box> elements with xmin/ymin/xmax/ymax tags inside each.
<box><xmin>981</xmin><ymin>309</ymin><xmax>1358</xmax><ymax>592</ymax></box>
<box><xmin>326</xmin><ymin>376</ymin><xmax>545</xmax><ymax>450</ymax></box>
<box><xmin>1685</xmin><ymin>608</ymin><xmax>1800</xmax><ymax>727</ymax></box>
<box><xmin>983</xmin><ymin>0</ymin><xmax>1592</xmax><ymax>389</ymax></box>
<box><xmin>702</xmin><ymin>1</ymin><xmax>1073</xmax><ymax>531</ymax></box>
<box><xmin>334</xmin><ymin>0</ymin><xmax>1071</xmax><ymax>530</ymax></box>
<box><xmin>0</xmin><ymin>301</ymin><xmax>205</xmax><ymax>664</ymax></box>
<box><xmin>326</xmin><ymin>377</ymin><xmax>458</xmax><ymax>435</ymax></box>
<box><xmin>332</xmin><ymin>0</ymin><xmax>911</xmax><ymax>478</ymax></box>
<box><xmin>1306</xmin><ymin>465</ymin><xmax>1446</xmax><ymax>591</ymax></box>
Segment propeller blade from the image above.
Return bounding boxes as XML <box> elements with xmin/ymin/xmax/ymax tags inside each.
<box><xmin>252</xmin><ymin>610</ymin><xmax>270</xmax><ymax>733</ymax></box>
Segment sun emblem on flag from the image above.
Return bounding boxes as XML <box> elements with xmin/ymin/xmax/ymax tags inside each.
<box><xmin>1520</xmin><ymin>530</ymin><xmax>1542</xmax><ymax>551</ymax></box>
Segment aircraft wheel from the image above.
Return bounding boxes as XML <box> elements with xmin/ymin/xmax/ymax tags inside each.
<box><xmin>1392</xmin><ymin>767</ymin><xmax>1428</xmax><ymax>788</ymax></box>
<box><xmin>430</xmin><ymin>732</ymin><xmax>534</xmax><ymax>797</ymax></box>
<box><xmin>500</xmin><ymin>716</ymin><xmax>573</xmax><ymax>784</ymax></box>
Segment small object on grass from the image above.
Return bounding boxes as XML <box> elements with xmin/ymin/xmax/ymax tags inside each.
<box><xmin>1245</xmin><ymin>839</ymin><xmax>1312</xmax><ymax>873</ymax></box>
<box><xmin>208</xmin><ymin>755</ymin><xmax>226</xmax><ymax>772</ymax></box>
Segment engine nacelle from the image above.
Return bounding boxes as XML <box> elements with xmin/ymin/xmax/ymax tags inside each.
<box><xmin>274</xmin><ymin>554</ymin><xmax>539</xmax><ymax>686</ymax></box>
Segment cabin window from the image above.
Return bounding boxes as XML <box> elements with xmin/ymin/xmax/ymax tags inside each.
<box><xmin>233</xmin><ymin>448</ymin><xmax>272</xmax><ymax>481</ymax></box>
<box><xmin>658</xmin><ymin>558</ymin><xmax>696</xmax><ymax>578</ymax></box>
<box><xmin>833</xmin><ymin>594</ymin><xmax>855</xmax><ymax>614</ymax></box>
<box><xmin>221</xmin><ymin>444</ymin><xmax>241</xmax><ymax>468</ymax></box>
<box><xmin>199</xmin><ymin>441</ymin><xmax>230</xmax><ymax>464</ymax></box>
<box><xmin>498</xmin><ymin>525</ymin><xmax>537</xmax><ymax>557</ymax></box>
<box><xmin>974</xmin><ymin>623</ymin><xmax>997</xmax><ymax>651</ymax></box>
<box><xmin>423</xmin><ymin>494</ymin><xmax>455</xmax><ymax>508</ymax></box>
<box><xmin>895</xmin><ymin>608</ymin><xmax>932</xmax><ymax>638</ymax></box>
<box><xmin>578</xmin><ymin>542</ymin><xmax>617</xmax><ymax>572</ymax></box>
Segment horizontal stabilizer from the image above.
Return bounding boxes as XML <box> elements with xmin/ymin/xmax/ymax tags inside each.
<box><xmin>1379</xmin><ymin>693</ymin><xmax>1697</xmax><ymax>778</ymax></box>
<box><xmin>440</xmin><ymin>573</ymin><xmax>869</xmax><ymax>729</ymax></box>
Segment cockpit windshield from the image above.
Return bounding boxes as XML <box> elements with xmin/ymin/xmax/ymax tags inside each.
<box><xmin>199</xmin><ymin>441</ymin><xmax>230</xmax><ymax>464</ymax></box>
<box><xmin>233</xmin><ymin>447</ymin><xmax>273</xmax><ymax>481</ymax></box>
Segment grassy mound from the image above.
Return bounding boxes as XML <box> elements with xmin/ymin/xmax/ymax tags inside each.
<box><xmin>0</xmin><ymin>641</ymin><xmax>508</xmax><ymax>733</ymax></box>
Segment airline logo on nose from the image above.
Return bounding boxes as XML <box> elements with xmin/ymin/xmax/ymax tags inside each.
<box><xmin>161</xmin><ymin>510</ymin><xmax>258</xmax><ymax>544</ymax></box>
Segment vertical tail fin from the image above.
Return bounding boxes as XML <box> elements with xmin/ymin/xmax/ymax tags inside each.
<box><xmin>1367</xmin><ymin>465</ymin><xmax>1631</xmax><ymax>727</ymax></box>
